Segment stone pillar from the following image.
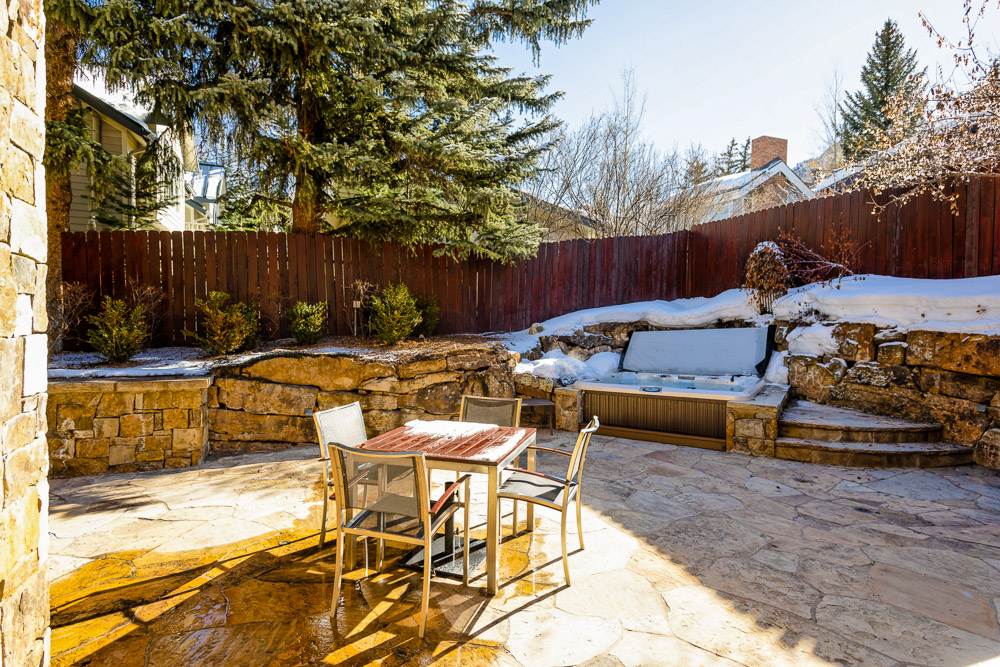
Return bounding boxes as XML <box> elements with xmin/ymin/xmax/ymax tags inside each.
<box><xmin>0</xmin><ymin>0</ymin><xmax>49</xmax><ymax>664</ymax></box>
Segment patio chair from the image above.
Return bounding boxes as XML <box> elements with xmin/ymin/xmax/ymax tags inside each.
<box><xmin>459</xmin><ymin>395</ymin><xmax>522</xmax><ymax>427</ymax></box>
<box><xmin>328</xmin><ymin>442</ymin><xmax>471</xmax><ymax>639</ymax></box>
<box><xmin>313</xmin><ymin>403</ymin><xmax>368</xmax><ymax>549</ymax></box>
<box><xmin>497</xmin><ymin>416</ymin><xmax>599</xmax><ymax>586</ymax></box>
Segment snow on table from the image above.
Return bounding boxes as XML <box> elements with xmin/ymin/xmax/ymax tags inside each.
<box><xmin>404</xmin><ymin>420</ymin><xmax>498</xmax><ymax>439</ymax></box>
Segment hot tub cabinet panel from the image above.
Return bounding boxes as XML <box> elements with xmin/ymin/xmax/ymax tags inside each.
<box><xmin>582</xmin><ymin>390</ymin><xmax>729</xmax><ymax>450</ymax></box>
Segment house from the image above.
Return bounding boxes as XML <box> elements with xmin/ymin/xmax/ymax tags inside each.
<box><xmin>184</xmin><ymin>163</ymin><xmax>227</xmax><ymax>227</ymax></box>
<box><xmin>68</xmin><ymin>76</ymin><xmax>224</xmax><ymax>232</ymax></box>
<box><xmin>515</xmin><ymin>191</ymin><xmax>597</xmax><ymax>242</ymax></box>
<box><xmin>700</xmin><ymin>136</ymin><xmax>815</xmax><ymax>222</ymax></box>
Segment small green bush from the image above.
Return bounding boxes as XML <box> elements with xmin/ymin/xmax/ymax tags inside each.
<box><xmin>238</xmin><ymin>302</ymin><xmax>261</xmax><ymax>352</ymax></box>
<box><xmin>369</xmin><ymin>283</ymin><xmax>422</xmax><ymax>345</ymax></box>
<box><xmin>86</xmin><ymin>296</ymin><xmax>148</xmax><ymax>363</ymax></box>
<box><xmin>185</xmin><ymin>291</ymin><xmax>253</xmax><ymax>356</ymax></box>
<box><xmin>289</xmin><ymin>301</ymin><xmax>328</xmax><ymax>345</ymax></box>
<box><xmin>414</xmin><ymin>296</ymin><xmax>440</xmax><ymax>337</ymax></box>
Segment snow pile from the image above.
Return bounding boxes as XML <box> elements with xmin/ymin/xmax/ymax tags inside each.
<box><xmin>784</xmin><ymin>324</ymin><xmax>839</xmax><ymax>356</ymax></box>
<box><xmin>503</xmin><ymin>289</ymin><xmax>760</xmax><ymax>353</ymax></box>
<box><xmin>773</xmin><ymin>274</ymin><xmax>1000</xmax><ymax>333</ymax></box>
<box><xmin>404</xmin><ymin>420</ymin><xmax>497</xmax><ymax>438</ymax></box>
<box><xmin>514</xmin><ymin>349</ymin><xmax>623</xmax><ymax>385</ymax></box>
<box><xmin>763</xmin><ymin>350</ymin><xmax>789</xmax><ymax>384</ymax></box>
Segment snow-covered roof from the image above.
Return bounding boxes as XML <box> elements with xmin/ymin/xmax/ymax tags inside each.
<box><xmin>185</xmin><ymin>163</ymin><xmax>226</xmax><ymax>202</ymax></box>
<box><xmin>813</xmin><ymin>166</ymin><xmax>860</xmax><ymax>193</ymax></box>
<box><xmin>703</xmin><ymin>159</ymin><xmax>814</xmax><ymax>199</ymax></box>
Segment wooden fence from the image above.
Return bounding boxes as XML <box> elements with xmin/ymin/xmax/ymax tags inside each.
<box><xmin>61</xmin><ymin>175</ymin><xmax>1000</xmax><ymax>347</ymax></box>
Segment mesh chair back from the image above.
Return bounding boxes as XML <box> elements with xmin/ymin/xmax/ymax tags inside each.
<box><xmin>331</xmin><ymin>444</ymin><xmax>426</xmax><ymax>519</ymax></box>
<box><xmin>567</xmin><ymin>417</ymin><xmax>600</xmax><ymax>482</ymax></box>
<box><xmin>314</xmin><ymin>402</ymin><xmax>367</xmax><ymax>452</ymax></box>
<box><xmin>460</xmin><ymin>396</ymin><xmax>521</xmax><ymax>427</ymax></box>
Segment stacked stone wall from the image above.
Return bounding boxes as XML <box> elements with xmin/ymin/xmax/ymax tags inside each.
<box><xmin>210</xmin><ymin>344</ymin><xmax>517</xmax><ymax>453</ymax></box>
<box><xmin>0</xmin><ymin>0</ymin><xmax>49</xmax><ymax>663</ymax></box>
<box><xmin>47</xmin><ymin>378</ymin><xmax>212</xmax><ymax>477</ymax></box>
<box><xmin>780</xmin><ymin>322</ymin><xmax>1000</xmax><ymax>468</ymax></box>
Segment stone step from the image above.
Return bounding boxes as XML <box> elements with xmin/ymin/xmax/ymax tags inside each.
<box><xmin>779</xmin><ymin>400</ymin><xmax>942</xmax><ymax>444</ymax></box>
<box><xmin>774</xmin><ymin>437</ymin><xmax>974</xmax><ymax>468</ymax></box>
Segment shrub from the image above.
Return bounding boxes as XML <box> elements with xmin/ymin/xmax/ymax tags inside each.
<box><xmin>238</xmin><ymin>302</ymin><xmax>261</xmax><ymax>352</ymax></box>
<box><xmin>86</xmin><ymin>296</ymin><xmax>148</xmax><ymax>363</ymax></box>
<box><xmin>369</xmin><ymin>283</ymin><xmax>422</xmax><ymax>345</ymax></box>
<box><xmin>413</xmin><ymin>296</ymin><xmax>440</xmax><ymax>337</ymax></box>
<box><xmin>742</xmin><ymin>242</ymin><xmax>789</xmax><ymax>314</ymax></box>
<box><xmin>289</xmin><ymin>301</ymin><xmax>328</xmax><ymax>345</ymax></box>
<box><xmin>185</xmin><ymin>291</ymin><xmax>253</xmax><ymax>356</ymax></box>
<box><xmin>49</xmin><ymin>282</ymin><xmax>93</xmax><ymax>353</ymax></box>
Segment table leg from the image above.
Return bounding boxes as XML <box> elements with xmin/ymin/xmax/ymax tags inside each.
<box><xmin>526</xmin><ymin>446</ymin><xmax>536</xmax><ymax>532</ymax></box>
<box><xmin>487</xmin><ymin>466</ymin><xmax>499</xmax><ymax>595</ymax></box>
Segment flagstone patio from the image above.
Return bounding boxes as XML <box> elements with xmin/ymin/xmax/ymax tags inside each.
<box><xmin>48</xmin><ymin>432</ymin><xmax>1000</xmax><ymax>666</ymax></box>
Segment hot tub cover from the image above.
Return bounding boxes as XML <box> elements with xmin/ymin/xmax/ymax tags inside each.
<box><xmin>621</xmin><ymin>328</ymin><xmax>770</xmax><ymax>376</ymax></box>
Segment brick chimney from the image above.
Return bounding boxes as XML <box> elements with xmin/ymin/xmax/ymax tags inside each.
<box><xmin>750</xmin><ymin>136</ymin><xmax>788</xmax><ymax>170</ymax></box>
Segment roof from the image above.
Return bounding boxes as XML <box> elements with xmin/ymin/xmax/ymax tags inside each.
<box><xmin>702</xmin><ymin>158</ymin><xmax>813</xmax><ymax>198</ymax></box>
<box><xmin>813</xmin><ymin>166</ymin><xmax>860</xmax><ymax>193</ymax></box>
<box><xmin>72</xmin><ymin>84</ymin><xmax>157</xmax><ymax>144</ymax></box>
<box><xmin>184</xmin><ymin>163</ymin><xmax>226</xmax><ymax>202</ymax></box>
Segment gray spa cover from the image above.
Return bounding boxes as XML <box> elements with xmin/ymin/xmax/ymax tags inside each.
<box><xmin>621</xmin><ymin>328</ymin><xmax>769</xmax><ymax>376</ymax></box>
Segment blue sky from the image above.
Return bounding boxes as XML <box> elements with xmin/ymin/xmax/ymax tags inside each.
<box><xmin>491</xmin><ymin>0</ymin><xmax>1000</xmax><ymax>165</ymax></box>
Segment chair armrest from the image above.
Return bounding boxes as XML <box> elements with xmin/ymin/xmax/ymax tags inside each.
<box><xmin>527</xmin><ymin>445</ymin><xmax>571</xmax><ymax>457</ymax></box>
<box><xmin>507</xmin><ymin>467</ymin><xmax>569</xmax><ymax>486</ymax></box>
<box><xmin>431</xmin><ymin>474</ymin><xmax>472</xmax><ymax>514</ymax></box>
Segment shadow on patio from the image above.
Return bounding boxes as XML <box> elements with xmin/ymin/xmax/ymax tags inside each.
<box><xmin>48</xmin><ymin>434</ymin><xmax>1000</xmax><ymax>666</ymax></box>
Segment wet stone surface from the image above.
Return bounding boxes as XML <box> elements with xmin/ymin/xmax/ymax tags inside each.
<box><xmin>49</xmin><ymin>434</ymin><xmax>1000</xmax><ymax>666</ymax></box>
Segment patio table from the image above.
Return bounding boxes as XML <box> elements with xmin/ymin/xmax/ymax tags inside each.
<box><xmin>357</xmin><ymin>420</ymin><xmax>537</xmax><ymax>595</ymax></box>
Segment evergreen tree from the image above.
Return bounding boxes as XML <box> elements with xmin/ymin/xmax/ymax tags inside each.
<box><xmin>840</xmin><ymin>19</ymin><xmax>926</xmax><ymax>160</ymax></box>
<box><xmin>712</xmin><ymin>136</ymin><xmax>752</xmax><ymax>177</ymax></box>
<box><xmin>738</xmin><ymin>137</ymin><xmax>751</xmax><ymax>171</ymax></box>
<box><xmin>46</xmin><ymin>0</ymin><xmax>599</xmax><ymax>262</ymax></box>
<box><xmin>683</xmin><ymin>146</ymin><xmax>711</xmax><ymax>187</ymax></box>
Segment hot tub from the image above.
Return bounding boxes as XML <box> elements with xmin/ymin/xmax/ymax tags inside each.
<box><xmin>573</xmin><ymin>328</ymin><xmax>772</xmax><ymax>449</ymax></box>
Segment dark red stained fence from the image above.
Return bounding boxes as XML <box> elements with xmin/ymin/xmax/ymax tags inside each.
<box><xmin>61</xmin><ymin>176</ymin><xmax>1000</xmax><ymax>347</ymax></box>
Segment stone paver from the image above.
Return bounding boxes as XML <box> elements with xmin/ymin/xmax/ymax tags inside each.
<box><xmin>48</xmin><ymin>433</ymin><xmax>1000</xmax><ymax>666</ymax></box>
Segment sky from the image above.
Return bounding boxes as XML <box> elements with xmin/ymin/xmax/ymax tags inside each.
<box><xmin>490</xmin><ymin>0</ymin><xmax>1000</xmax><ymax>166</ymax></box>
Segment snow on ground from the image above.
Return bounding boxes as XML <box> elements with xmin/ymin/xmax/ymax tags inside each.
<box><xmin>50</xmin><ymin>343</ymin><xmax>362</xmax><ymax>379</ymax></box>
<box><xmin>773</xmin><ymin>274</ymin><xmax>1000</xmax><ymax>334</ymax></box>
<box><xmin>502</xmin><ymin>289</ymin><xmax>761</xmax><ymax>353</ymax></box>
<box><xmin>513</xmin><ymin>349</ymin><xmax>624</xmax><ymax>385</ymax></box>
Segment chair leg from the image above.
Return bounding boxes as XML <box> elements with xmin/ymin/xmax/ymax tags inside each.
<box><xmin>319</xmin><ymin>494</ymin><xmax>329</xmax><ymax>549</ymax></box>
<box><xmin>512</xmin><ymin>499</ymin><xmax>518</xmax><ymax>536</ymax></box>
<box><xmin>419</xmin><ymin>536</ymin><xmax>432</xmax><ymax>639</ymax></box>
<box><xmin>331</xmin><ymin>526</ymin><xmax>345</xmax><ymax>617</ymax></box>
<box><xmin>561</xmin><ymin>511</ymin><xmax>571</xmax><ymax>586</ymax></box>
<box><xmin>463</xmin><ymin>497</ymin><xmax>471</xmax><ymax>587</ymax></box>
<box><xmin>576</xmin><ymin>492</ymin><xmax>585</xmax><ymax>550</ymax></box>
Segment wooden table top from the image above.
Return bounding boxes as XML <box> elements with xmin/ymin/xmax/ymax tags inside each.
<box><xmin>359</xmin><ymin>422</ymin><xmax>535</xmax><ymax>466</ymax></box>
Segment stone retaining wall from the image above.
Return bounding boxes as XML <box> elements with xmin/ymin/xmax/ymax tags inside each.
<box><xmin>47</xmin><ymin>378</ymin><xmax>211</xmax><ymax>477</ymax></box>
<box><xmin>210</xmin><ymin>343</ymin><xmax>518</xmax><ymax>453</ymax></box>
<box><xmin>779</xmin><ymin>322</ymin><xmax>1000</xmax><ymax>468</ymax></box>
<box><xmin>726</xmin><ymin>385</ymin><xmax>789</xmax><ymax>457</ymax></box>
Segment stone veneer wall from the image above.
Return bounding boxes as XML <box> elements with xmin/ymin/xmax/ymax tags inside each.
<box><xmin>209</xmin><ymin>344</ymin><xmax>518</xmax><ymax>453</ymax></box>
<box><xmin>725</xmin><ymin>385</ymin><xmax>789</xmax><ymax>457</ymax></box>
<box><xmin>780</xmin><ymin>322</ymin><xmax>1000</xmax><ymax>468</ymax></box>
<box><xmin>47</xmin><ymin>378</ymin><xmax>212</xmax><ymax>477</ymax></box>
<box><xmin>0</xmin><ymin>0</ymin><xmax>49</xmax><ymax>664</ymax></box>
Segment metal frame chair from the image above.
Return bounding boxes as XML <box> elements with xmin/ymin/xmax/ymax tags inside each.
<box><xmin>313</xmin><ymin>403</ymin><xmax>369</xmax><ymax>549</ymax></box>
<box><xmin>458</xmin><ymin>395</ymin><xmax>522</xmax><ymax>427</ymax></box>
<box><xmin>497</xmin><ymin>416</ymin><xmax>599</xmax><ymax>585</ymax></box>
<box><xmin>328</xmin><ymin>442</ymin><xmax>471</xmax><ymax>639</ymax></box>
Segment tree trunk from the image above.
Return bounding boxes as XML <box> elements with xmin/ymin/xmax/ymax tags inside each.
<box><xmin>45</xmin><ymin>19</ymin><xmax>78</xmax><ymax>348</ymax></box>
<box><xmin>290</xmin><ymin>89</ymin><xmax>323</xmax><ymax>234</ymax></box>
